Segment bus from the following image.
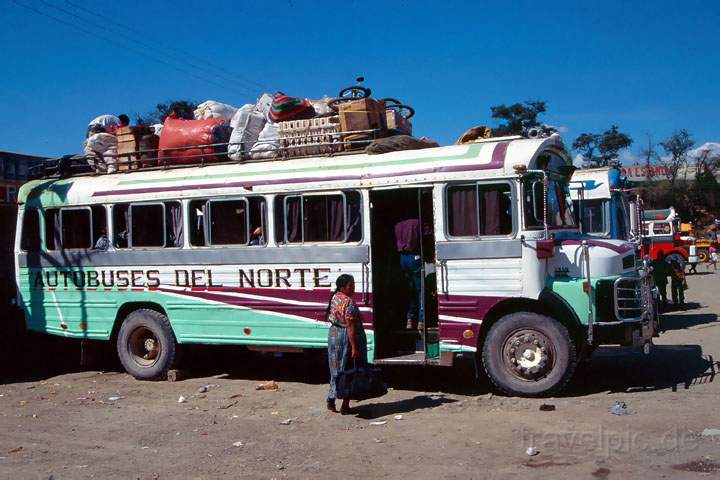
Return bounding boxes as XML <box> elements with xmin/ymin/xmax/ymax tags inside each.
<box><xmin>15</xmin><ymin>133</ymin><xmax>655</xmax><ymax>396</ymax></box>
<box><xmin>641</xmin><ymin>207</ymin><xmax>695</xmax><ymax>266</ymax></box>
<box><xmin>569</xmin><ymin>166</ymin><xmax>642</xmax><ymax>243</ymax></box>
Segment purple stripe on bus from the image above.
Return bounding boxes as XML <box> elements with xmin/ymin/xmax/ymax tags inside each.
<box><xmin>439</xmin><ymin>322</ymin><xmax>481</xmax><ymax>348</ymax></box>
<box><xmin>491</xmin><ymin>141</ymin><xmax>510</xmax><ymax>167</ymax></box>
<box><xmin>438</xmin><ymin>294</ymin><xmax>505</xmax><ymax>320</ymax></box>
<box><xmin>91</xmin><ymin>159</ymin><xmax>507</xmax><ymax>197</ymax></box>
<box><xmin>161</xmin><ymin>287</ymin><xmax>507</xmax><ymax>345</ymax></box>
<box><xmin>161</xmin><ymin>287</ymin><xmax>375</xmax><ymax>323</ymax></box>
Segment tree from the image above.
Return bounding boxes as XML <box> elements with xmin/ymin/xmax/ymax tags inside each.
<box><xmin>660</xmin><ymin>129</ymin><xmax>694</xmax><ymax>196</ymax></box>
<box><xmin>572</xmin><ymin>133</ymin><xmax>601</xmax><ymax>166</ymax></box>
<box><xmin>135</xmin><ymin>100</ymin><xmax>197</xmax><ymax>125</ymax></box>
<box><xmin>572</xmin><ymin>125</ymin><xmax>633</xmax><ymax>168</ymax></box>
<box><xmin>640</xmin><ymin>134</ymin><xmax>660</xmax><ymax>185</ymax></box>
<box><xmin>686</xmin><ymin>146</ymin><xmax>720</xmax><ymax>223</ymax></box>
<box><xmin>490</xmin><ymin>100</ymin><xmax>547</xmax><ymax>136</ymax></box>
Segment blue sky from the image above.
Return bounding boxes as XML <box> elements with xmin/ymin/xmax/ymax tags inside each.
<box><xmin>0</xmin><ymin>0</ymin><xmax>718</xmax><ymax>160</ymax></box>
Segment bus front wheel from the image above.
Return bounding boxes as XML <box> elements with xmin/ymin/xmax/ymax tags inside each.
<box><xmin>481</xmin><ymin>312</ymin><xmax>577</xmax><ymax>397</ymax></box>
<box><xmin>117</xmin><ymin>309</ymin><xmax>177</xmax><ymax>380</ymax></box>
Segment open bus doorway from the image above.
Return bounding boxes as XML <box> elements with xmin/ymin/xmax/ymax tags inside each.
<box><xmin>369</xmin><ymin>187</ymin><xmax>438</xmax><ymax>364</ymax></box>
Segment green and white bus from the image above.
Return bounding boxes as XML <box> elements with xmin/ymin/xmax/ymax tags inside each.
<box><xmin>15</xmin><ymin>133</ymin><xmax>655</xmax><ymax>396</ymax></box>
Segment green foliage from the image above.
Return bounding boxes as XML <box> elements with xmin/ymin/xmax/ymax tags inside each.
<box><xmin>490</xmin><ymin>100</ymin><xmax>546</xmax><ymax>136</ymax></box>
<box><xmin>135</xmin><ymin>100</ymin><xmax>197</xmax><ymax>125</ymax></box>
<box><xmin>573</xmin><ymin>125</ymin><xmax>633</xmax><ymax>168</ymax></box>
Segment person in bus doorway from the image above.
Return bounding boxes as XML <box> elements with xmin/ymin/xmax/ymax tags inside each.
<box><xmin>651</xmin><ymin>251</ymin><xmax>670</xmax><ymax>310</ymax></box>
<box><xmin>669</xmin><ymin>259</ymin><xmax>687</xmax><ymax>309</ymax></box>
<box><xmin>394</xmin><ymin>217</ymin><xmax>423</xmax><ymax>330</ymax></box>
<box><xmin>326</xmin><ymin>274</ymin><xmax>367</xmax><ymax>415</ymax></box>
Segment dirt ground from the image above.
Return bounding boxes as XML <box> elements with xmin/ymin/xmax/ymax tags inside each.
<box><xmin>1</xmin><ymin>270</ymin><xmax>719</xmax><ymax>480</ymax></box>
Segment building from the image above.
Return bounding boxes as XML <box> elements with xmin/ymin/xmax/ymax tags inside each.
<box><xmin>0</xmin><ymin>152</ymin><xmax>46</xmax><ymax>301</ymax></box>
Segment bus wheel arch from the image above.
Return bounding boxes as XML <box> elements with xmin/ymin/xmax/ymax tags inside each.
<box><xmin>476</xmin><ymin>295</ymin><xmax>582</xmax><ymax>397</ymax></box>
<box><xmin>114</xmin><ymin>304</ymin><xmax>177</xmax><ymax>381</ymax></box>
<box><xmin>110</xmin><ymin>302</ymin><xmax>169</xmax><ymax>342</ymax></box>
<box><xmin>477</xmin><ymin>294</ymin><xmax>584</xmax><ymax>353</ymax></box>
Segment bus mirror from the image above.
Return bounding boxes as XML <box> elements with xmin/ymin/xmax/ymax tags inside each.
<box><xmin>536</xmin><ymin>239</ymin><xmax>555</xmax><ymax>258</ymax></box>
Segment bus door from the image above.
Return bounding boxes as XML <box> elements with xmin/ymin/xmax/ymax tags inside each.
<box><xmin>369</xmin><ymin>187</ymin><xmax>438</xmax><ymax>365</ymax></box>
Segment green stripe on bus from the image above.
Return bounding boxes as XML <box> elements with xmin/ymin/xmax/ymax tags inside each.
<box><xmin>115</xmin><ymin>143</ymin><xmax>486</xmax><ymax>186</ymax></box>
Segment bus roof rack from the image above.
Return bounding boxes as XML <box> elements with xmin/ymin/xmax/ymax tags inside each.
<box><xmin>30</xmin><ymin>127</ymin><xmax>385</xmax><ymax>180</ymax></box>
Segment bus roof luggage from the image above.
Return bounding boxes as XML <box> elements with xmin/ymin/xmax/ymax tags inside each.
<box><xmin>158</xmin><ymin>115</ymin><xmax>232</xmax><ymax>165</ymax></box>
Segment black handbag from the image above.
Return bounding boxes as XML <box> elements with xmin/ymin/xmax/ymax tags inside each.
<box><xmin>337</xmin><ymin>360</ymin><xmax>388</xmax><ymax>401</ymax></box>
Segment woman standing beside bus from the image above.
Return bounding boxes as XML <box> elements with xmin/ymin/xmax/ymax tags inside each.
<box><xmin>326</xmin><ymin>274</ymin><xmax>367</xmax><ymax>414</ymax></box>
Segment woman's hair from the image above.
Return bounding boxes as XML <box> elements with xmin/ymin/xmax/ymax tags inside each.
<box><xmin>324</xmin><ymin>274</ymin><xmax>355</xmax><ymax>321</ymax></box>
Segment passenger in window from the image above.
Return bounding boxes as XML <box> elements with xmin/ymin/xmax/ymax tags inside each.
<box><xmin>249</xmin><ymin>226</ymin><xmax>264</xmax><ymax>245</ymax></box>
<box><xmin>94</xmin><ymin>227</ymin><xmax>110</xmax><ymax>250</ymax></box>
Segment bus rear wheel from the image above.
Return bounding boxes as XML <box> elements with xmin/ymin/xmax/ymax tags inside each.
<box><xmin>117</xmin><ymin>309</ymin><xmax>177</xmax><ymax>380</ymax></box>
<box><xmin>481</xmin><ymin>312</ymin><xmax>577</xmax><ymax>397</ymax></box>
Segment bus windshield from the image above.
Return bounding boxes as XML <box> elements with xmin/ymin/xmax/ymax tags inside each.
<box><xmin>524</xmin><ymin>175</ymin><xmax>577</xmax><ymax>229</ymax></box>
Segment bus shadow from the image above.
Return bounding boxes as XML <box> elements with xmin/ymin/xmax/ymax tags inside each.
<box><xmin>0</xmin><ymin>333</ymin><xmax>89</xmax><ymax>384</ymax></box>
<box><xmin>563</xmin><ymin>345</ymin><xmax>717</xmax><ymax>396</ymax></box>
<box><xmin>4</xmin><ymin>339</ymin><xmax>715</xmax><ymax>400</ymax></box>
<box><xmin>660</xmin><ymin>310</ymin><xmax>718</xmax><ymax>331</ymax></box>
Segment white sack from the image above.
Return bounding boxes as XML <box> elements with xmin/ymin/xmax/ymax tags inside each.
<box><xmin>88</xmin><ymin>114</ymin><xmax>121</xmax><ymax>129</ymax></box>
<box><xmin>83</xmin><ymin>132</ymin><xmax>118</xmax><ymax>173</ymax></box>
<box><xmin>310</xmin><ymin>96</ymin><xmax>333</xmax><ymax>117</ymax></box>
<box><xmin>228</xmin><ymin>104</ymin><xmax>267</xmax><ymax>161</ymax></box>
<box><xmin>249</xmin><ymin>122</ymin><xmax>280</xmax><ymax>160</ymax></box>
<box><xmin>193</xmin><ymin>100</ymin><xmax>238</xmax><ymax>122</ymax></box>
<box><xmin>254</xmin><ymin>93</ymin><xmax>274</xmax><ymax>116</ymax></box>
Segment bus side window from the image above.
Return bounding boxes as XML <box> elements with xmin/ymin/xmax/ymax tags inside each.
<box><xmin>248</xmin><ymin>197</ymin><xmax>266</xmax><ymax>246</ymax></box>
<box><xmin>61</xmin><ymin>208</ymin><xmax>92</xmax><ymax>249</ymax></box>
<box><xmin>165</xmin><ymin>201</ymin><xmax>183</xmax><ymax>248</ymax></box>
<box><xmin>20</xmin><ymin>209</ymin><xmax>41</xmax><ymax>252</ymax></box>
<box><xmin>189</xmin><ymin>199</ymin><xmax>208</xmax><ymax>246</ymax></box>
<box><xmin>209</xmin><ymin>199</ymin><xmax>248</xmax><ymax>245</ymax></box>
<box><xmin>45</xmin><ymin>208</ymin><xmax>60</xmax><ymax>250</ymax></box>
<box><xmin>278</xmin><ymin>192</ymin><xmax>361</xmax><ymax>244</ymax></box>
<box><xmin>447</xmin><ymin>185</ymin><xmax>479</xmax><ymax>237</ymax></box>
<box><xmin>91</xmin><ymin>205</ymin><xmax>108</xmax><ymax>250</ymax></box>
<box><xmin>345</xmin><ymin>191</ymin><xmax>362</xmax><ymax>242</ymax></box>
<box><xmin>113</xmin><ymin>204</ymin><xmax>129</xmax><ymax>249</ymax></box>
<box><xmin>130</xmin><ymin>204</ymin><xmax>165</xmax><ymax>247</ymax></box>
<box><xmin>447</xmin><ymin>183</ymin><xmax>512</xmax><ymax>237</ymax></box>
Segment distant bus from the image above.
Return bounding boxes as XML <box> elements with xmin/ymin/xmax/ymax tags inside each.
<box><xmin>570</xmin><ymin>166</ymin><xmax>642</xmax><ymax>243</ymax></box>
<box><xmin>15</xmin><ymin>134</ymin><xmax>655</xmax><ymax>396</ymax></box>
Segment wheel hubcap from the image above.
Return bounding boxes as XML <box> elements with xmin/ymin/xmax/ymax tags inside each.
<box><xmin>128</xmin><ymin>327</ymin><xmax>161</xmax><ymax>367</ymax></box>
<box><xmin>502</xmin><ymin>329</ymin><xmax>554</xmax><ymax>380</ymax></box>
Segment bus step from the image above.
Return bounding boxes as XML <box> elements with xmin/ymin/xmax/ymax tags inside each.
<box><xmin>373</xmin><ymin>351</ymin><xmax>425</xmax><ymax>365</ymax></box>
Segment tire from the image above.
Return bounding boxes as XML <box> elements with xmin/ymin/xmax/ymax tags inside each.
<box><xmin>697</xmin><ymin>249</ymin><xmax>709</xmax><ymax>263</ymax></box>
<box><xmin>327</xmin><ymin>86</ymin><xmax>372</xmax><ymax>111</ymax></box>
<box><xmin>116</xmin><ymin>309</ymin><xmax>177</xmax><ymax>380</ymax></box>
<box><xmin>481</xmin><ymin>312</ymin><xmax>577</xmax><ymax>397</ymax></box>
<box><xmin>665</xmin><ymin>252</ymin><xmax>686</xmax><ymax>270</ymax></box>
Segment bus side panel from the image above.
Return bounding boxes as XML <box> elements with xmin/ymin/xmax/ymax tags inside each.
<box><xmin>19</xmin><ymin>263</ymin><xmax>375</xmax><ymax>359</ymax></box>
<box><xmin>438</xmin><ymin>257</ymin><xmax>522</xmax><ymax>352</ymax></box>
<box><xmin>18</xmin><ymin>267</ymin><xmax>118</xmax><ymax>339</ymax></box>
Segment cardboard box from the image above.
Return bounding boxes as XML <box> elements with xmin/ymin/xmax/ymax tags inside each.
<box><xmin>339</xmin><ymin>99</ymin><xmax>386</xmax><ymax>134</ymax></box>
<box><xmin>385</xmin><ymin>109</ymin><xmax>413</xmax><ymax>136</ymax></box>
<box><xmin>116</xmin><ymin>126</ymin><xmax>154</xmax><ymax>170</ymax></box>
